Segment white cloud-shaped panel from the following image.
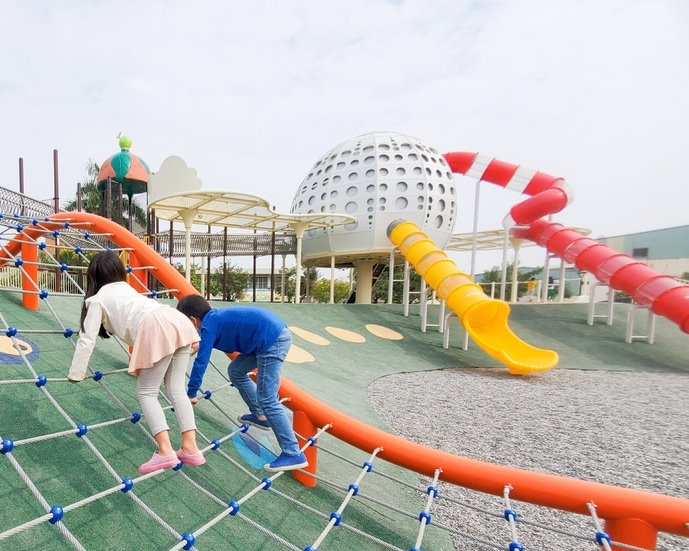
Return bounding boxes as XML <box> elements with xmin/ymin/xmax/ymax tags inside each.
<box><xmin>147</xmin><ymin>156</ymin><xmax>203</xmax><ymax>206</ymax></box>
<box><xmin>290</xmin><ymin>132</ymin><xmax>457</xmax><ymax>259</ymax></box>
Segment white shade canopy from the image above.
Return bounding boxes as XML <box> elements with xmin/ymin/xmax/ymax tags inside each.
<box><xmin>146</xmin><ymin>156</ymin><xmax>355</xmax><ymax>301</ymax></box>
<box><xmin>445</xmin><ymin>227</ymin><xmax>591</xmax><ymax>252</ymax></box>
<box><xmin>149</xmin><ymin>189</ymin><xmax>355</xmax><ymax>233</ymax></box>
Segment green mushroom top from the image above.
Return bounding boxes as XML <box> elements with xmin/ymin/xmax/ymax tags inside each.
<box><xmin>118</xmin><ymin>134</ymin><xmax>133</xmax><ymax>150</ymax></box>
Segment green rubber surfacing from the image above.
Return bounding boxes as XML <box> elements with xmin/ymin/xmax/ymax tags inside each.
<box><xmin>1</xmin><ymin>292</ymin><xmax>687</xmax><ymax>550</ymax></box>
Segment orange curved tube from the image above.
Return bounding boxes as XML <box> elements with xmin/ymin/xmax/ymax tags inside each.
<box><xmin>0</xmin><ymin>213</ymin><xmax>197</xmax><ymax>298</ymax></box>
<box><xmin>4</xmin><ymin>211</ymin><xmax>687</xmax><ymax>546</ymax></box>
<box><xmin>277</xmin><ymin>375</ymin><xmax>689</xmax><ymax>540</ymax></box>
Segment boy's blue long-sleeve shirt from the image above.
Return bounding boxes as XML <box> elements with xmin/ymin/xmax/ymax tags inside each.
<box><xmin>187</xmin><ymin>307</ymin><xmax>287</xmax><ymax>398</ymax></box>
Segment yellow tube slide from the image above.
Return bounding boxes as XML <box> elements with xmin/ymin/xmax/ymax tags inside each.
<box><xmin>387</xmin><ymin>220</ymin><xmax>558</xmax><ymax>374</ymax></box>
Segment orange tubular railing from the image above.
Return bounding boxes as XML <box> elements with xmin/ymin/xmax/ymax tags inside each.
<box><xmin>2</xmin><ymin>211</ymin><xmax>686</xmax><ymax>551</ymax></box>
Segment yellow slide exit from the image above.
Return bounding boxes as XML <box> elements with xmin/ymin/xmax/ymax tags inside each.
<box><xmin>387</xmin><ymin>220</ymin><xmax>558</xmax><ymax>375</ymax></box>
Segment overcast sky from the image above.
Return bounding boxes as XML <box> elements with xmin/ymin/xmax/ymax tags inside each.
<box><xmin>1</xmin><ymin>0</ymin><xmax>687</xmax><ymax>272</ymax></box>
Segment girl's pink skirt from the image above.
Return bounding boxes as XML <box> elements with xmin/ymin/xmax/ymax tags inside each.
<box><xmin>129</xmin><ymin>307</ymin><xmax>199</xmax><ymax>376</ymax></box>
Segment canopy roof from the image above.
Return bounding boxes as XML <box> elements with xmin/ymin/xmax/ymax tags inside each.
<box><xmin>148</xmin><ymin>190</ymin><xmax>355</xmax><ymax>232</ymax></box>
<box><xmin>446</xmin><ymin>227</ymin><xmax>591</xmax><ymax>252</ymax></box>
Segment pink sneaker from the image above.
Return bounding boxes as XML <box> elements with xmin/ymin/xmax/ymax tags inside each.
<box><xmin>138</xmin><ymin>451</ymin><xmax>180</xmax><ymax>474</ymax></box>
<box><xmin>176</xmin><ymin>448</ymin><xmax>206</xmax><ymax>466</ymax></box>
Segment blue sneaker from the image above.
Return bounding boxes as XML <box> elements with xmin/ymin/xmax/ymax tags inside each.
<box><xmin>238</xmin><ymin>413</ymin><xmax>270</xmax><ymax>431</ymax></box>
<box><xmin>264</xmin><ymin>452</ymin><xmax>308</xmax><ymax>472</ymax></box>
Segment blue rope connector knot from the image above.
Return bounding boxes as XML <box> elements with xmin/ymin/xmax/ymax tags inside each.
<box><xmin>121</xmin><ymin>478</ymin><xmax>134</xmax><ymax>493</ymax></box>
<box><xmin>307</xmin><ymin>437</ymin><xmax>316</xmax><ymax>447</ymax></box>
<box><xmin>595</xmin><ymin>531</ymin><xmax>611</xmax><ymax>545</ymax></box>
<box><xmin>348</xmin><ymin>483</ymin><xmax>359</xmax><ymax>496</ymax></box>
<box><xmin>181</xmin><ymin>533</ymin><xmax>195</xmax><ymax>550</ymax></box>
<box><xmin>64</xmin><ymin>222</ymin><xmax>70</xmax><ymax>228</ymax></box>
<box><xmin>261</xmin><ymin>477</ymin><xmax>272</xmax><ymax>490</ymax></box>
<box><xmin>509</xmin><ymin>542</ymin><xmax>524</xmax><ymax>551</ymax></box>
<box><xmin>60</xmin><ymin>263</ymin><xmax>68</xmax><ymax>272</ymax></box>
<box><xmin>6</xmin><ymin>327</ymin><xmax>17</xmax><ymax>337</ymax></box>
<box><xmin>39</xmin><ymin>290</ymin><xmax>49</xmax><ymax>299</ymax></box>
<box><xmin>32</xmin><ymin>219</ymin><xmax>38</xmax><ymax>226</ymax></box>
<box><xmin>84</xmin><ymin>231</ymin><xmax>90</xmax><ymax>240</ymax></box>
<box><xmin>504</xmin><ymin>508</ymin><xmax>518</xmax><ymax>522</ymax></box>
<box><xmin>49</xmin><ymin>505</ymin><xmax>64</xmax><ymax>524</ymax></box>
<box><xmin>329</xmin><ymin>511</ymin><xmax>342</xmax><ymax>526</ymax></box>
<box><xmin>63</xmin><ymin>328</ymin><xmax>73</xmax><ymax>338</ymax></box>
<box><xmin>93</xmin><ymin>371</ymin><xmax>103</xmax><ymax>381</ymax></box>
<box><xmin>16</xmin><ymin>224</ymin><xmax>23</xmax><ymax>233</ymax></box>
<box><xmin>76</xmin><ymin>424</ymin><xmax>88</xmax><ymax>437</ymax></box>
<box><xmin>240</xmin><ymin>423</ymin><xmax>249</xmax><ymax>433</ymax></box>
<box><xmin>362</xmin><ymin>461</ymin><xmax>373</xmax><ymax>472</ymax></box>
<box><xmin>130</xmin><ymin>412</ymin><xmax>141</xmax><ymax>424</ymax></box>
<box><xmin>418</xmin><ymin>511</ymin><xmax>432</xmax><ymax>525</ymax></box>
<box><xmin>149</xmin><ymin>290</ymin><xmax>157</xmax><ymax>298</ymax></box>
<box><xmin>14</xmin><ymin>258</ymin><xmax>23</xmax><ymax>267</ymax></box>
<box><xmin>426</xmin><ymin>485</ymin><xmax>438</xmax><ymax>497</ymax></box>
<box><xmin>173</xmin><ymin>460</ymin><xmax>184</xmax><ymax>471</ymax></box>
<box><xmin>1</xmin><ymin>438</ymin><xmax>14</xmax><ymax>454</ymax></box>
<box><xmin>39</xmin><ymin>241</ymin><xmax>47</xmax><ymax>250</ymax></box>
<box><xmin>228</xmin><ymin>501</ymin><xmax>240</xmax><ymax>516</ymax></box>
<box><xmin>126</xmin><ymin>265</ymin><xmax>133</xmax><ymax>273</ymax></box>
<box><xmin>211</xmin><ymin>439</ymin><xmax>221</xmax><ymax>450</ymax></box>
<box><xmin>35</xmin><ymin>375</ymin><xmax>48</xmax><ymax>387</ymax></box>
<box><xmin>74</xmin><ymin>246</ymin><xmax>81</xmax><ymax>254</ymax></box>
<box><xmin>203</xmin><ymin>390</ymin><xmax>211</xmax><ymax>399</ymax></box>
<box><xmin>52</xmin><ymin>230</ymin><xmax>60</xmax><ymax>238</ymax></box>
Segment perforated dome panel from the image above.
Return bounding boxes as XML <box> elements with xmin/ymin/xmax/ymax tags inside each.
<box><xmin>290</xmin><ymin>132</ymin><xmax>457</xmax><ymax>261</ymax></box>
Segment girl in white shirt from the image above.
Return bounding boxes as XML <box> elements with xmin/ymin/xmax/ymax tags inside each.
<box><xmin>68</xmin><ymin>251</ymin><xmax>205</xmax><ymax>474</ymax></box>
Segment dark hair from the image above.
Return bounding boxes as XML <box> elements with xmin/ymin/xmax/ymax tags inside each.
<box><xmin>177</xmin><ymin>294</ymin><xmax>212</xmax><ymax>320</ymax></box>
<box><xmin>80</xmin><ymin>251</ymin><xmax>127</xmax><ymax>338</ymax></box>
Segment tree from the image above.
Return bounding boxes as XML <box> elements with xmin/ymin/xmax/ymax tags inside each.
<box><xmin>479</xmin><ymin>263</ymin><xmax>542</xmax><ymax>299</ymax></box>
<box><xmin>63</xmin><ymin>159</ymin><xmax>148</xmax><ymax>231</ymax></box>
<box><xmin>173</xmin><ymin>262</ymin><xmax>250</xmax><ymax>302</ymax></box>
<box><xmin>211</xmin><ymin>263</ymin><xmax>250</xmax><ymax>302</ymax></box>
<box><xmin>274</xmin><ymin>266</ymin><xmax>320</xmax><ymax>303</ymax></box>
<box><xmin>372</xmin><ymin>266</ymin><xmax>423</xmax><ymax>304</ymax></box>
<box><xmin>310</xmin><ymin>279</ymin><xmax>351</xmax><ymax>303</ymax></box>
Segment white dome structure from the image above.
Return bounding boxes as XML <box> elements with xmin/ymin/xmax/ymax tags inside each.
<box><xmin>290</xmin><ymin>132</ymin><xmax>458</xmax><ymax>268</ymax></box>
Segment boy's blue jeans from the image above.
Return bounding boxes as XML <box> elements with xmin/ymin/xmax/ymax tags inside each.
<box><xmin>228</xmin><ymin>327</ymin><xmax>300</xmax><ymax>456</ymax></box>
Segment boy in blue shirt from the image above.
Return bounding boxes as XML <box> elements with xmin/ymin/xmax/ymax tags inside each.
<box><xmin>177</xmin><ymin>295</ymin><xmax>308</xmax><ymax>472</ymax></box>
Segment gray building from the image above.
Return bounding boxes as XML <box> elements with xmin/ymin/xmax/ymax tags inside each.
<box><xmin>598</xmin><ymin>225</ymin><xmax>689</xmax><ymax>278</ymax></box>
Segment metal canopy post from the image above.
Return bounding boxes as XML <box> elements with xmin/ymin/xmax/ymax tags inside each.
<box><xmin>180</xmin><ymin>208</ymin><xmax>197</xmax><ymax>282</ymax></box>
<box><xmin>330</xmin><ymin>256</ymin><xmax>335</xmax><ymax>304</ymax></box>
<box><xmin>291</xmin><ymin>221</ymin><xmax>308</xmax><ymax>304</ymax></box>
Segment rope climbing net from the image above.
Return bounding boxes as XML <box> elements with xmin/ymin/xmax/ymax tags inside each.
<box><xmin>0</xmin><ymin>211</ymin><xmax>686</xmax><ymax>550</ymax></box>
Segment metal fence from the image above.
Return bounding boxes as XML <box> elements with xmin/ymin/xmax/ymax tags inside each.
<box><xmin>0</xmin><ymin>266</ymin><xmax>83</xmax><ymax>295</ymax></box>
<box><xmin>147</xmin><ymin>231</ymin><xmax>297</xmax><ymax>258</ymax></box>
